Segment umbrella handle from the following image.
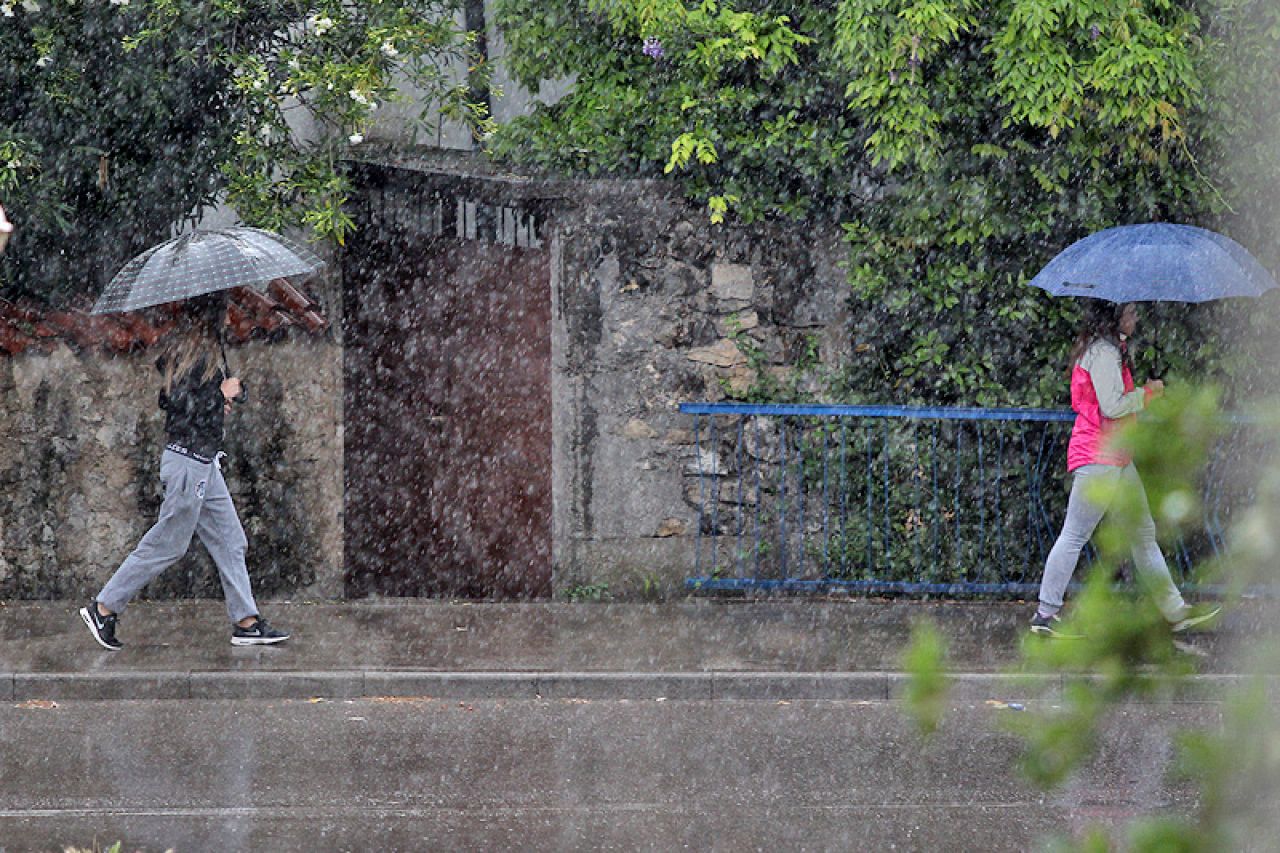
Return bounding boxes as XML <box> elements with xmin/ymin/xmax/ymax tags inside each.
<box><xmin>220</xmin><ymin>339</ymin><xmax>248</xmax><ymax>405</ymax></box>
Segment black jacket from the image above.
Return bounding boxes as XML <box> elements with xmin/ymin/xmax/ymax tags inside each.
<box><xmin>157</xmin><ymin>356</ymin><xmax>225</xmax><ymax>458</ymax></box>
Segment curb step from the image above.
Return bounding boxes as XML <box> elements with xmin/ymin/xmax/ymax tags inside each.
<box><xmin>4</xmin><ymin>670</ymin><xmax>1273</xmax><ymax>703</ymax></box>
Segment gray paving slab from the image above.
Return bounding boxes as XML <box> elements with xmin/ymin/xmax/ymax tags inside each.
<box><xmin>0</xmin><ymin>599</ymin><xmax>1274</xmax><ymax>702</ymax></box>
<box><xmin>1</xmin><ymin>598</ymin><xmax>1272</xmax><ymax>674</ymax></box>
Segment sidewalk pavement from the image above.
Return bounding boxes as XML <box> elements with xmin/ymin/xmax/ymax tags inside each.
<box><xmin>1</xmin><ymin>598</ymin><xmax>1275</xmax><ymax>702</ymax></box>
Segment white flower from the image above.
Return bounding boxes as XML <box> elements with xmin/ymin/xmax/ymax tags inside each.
<box><xmin>308</xmin><ymin>14</ymin><xmax>334</xmax><ymax>36</ymax></box>
<box><xmin>380</xmin><ymin>41</ymin><xmax>398</xmax><ymax>58</ymax></box>
<box><xmin>35</xmin><ymin>54</ymin><xmax>50</xmax><ymax>67</ymax></box>
<box><xmin>348</xmin><ymin>133</ymin><xmax>364</xmax><ymax>145</ymax></box>
<box><xmin>1</xmin><ymin>5</ymin><xmax>14</xmax><ymax>17</ymax></box>
<box><xmin>348</xmin><ymin>89</ymin><xmax>369</xmax><ymax>105</ymax></box>
<box><xmin>110</xmin><ymin>0</ymin><xmax>129</xmax><ymax>6</ymax></box>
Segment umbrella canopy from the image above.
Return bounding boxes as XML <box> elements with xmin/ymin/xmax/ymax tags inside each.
<box><xmin>1027</xmin><ymin>223</ymin><xmax>1278</xmax><ymax>303</ymax></box>
<box><xmin>92</xmin><ymin>226</ymin><xmax>325</xmax><ymax>315</ymax></box>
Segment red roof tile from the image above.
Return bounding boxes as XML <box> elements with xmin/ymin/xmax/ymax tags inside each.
<box><xmin>0</xmin><ymin>285</ymin><xmax>328</xmax><ymax>357</ymax></box>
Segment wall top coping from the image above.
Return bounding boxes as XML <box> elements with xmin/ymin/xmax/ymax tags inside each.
<box><xmin>0</xmin><ymin>280</ymin><xmax>328</xmax><ymax>359</ymax></box>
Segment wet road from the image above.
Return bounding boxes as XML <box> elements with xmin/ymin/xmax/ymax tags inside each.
<box><xmin>0</xmin><ymin>696</ymin><xmax>1216</xmax><ymax>852</ymax></box>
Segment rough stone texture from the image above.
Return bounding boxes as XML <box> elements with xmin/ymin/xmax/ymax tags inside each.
<box><xmin>546</xmin><ymin>181</ymin><xmax>849</xmax><ymax>597</ymax></box>
<box><xmin>0</xmin><ymin>334</ymin><xmax>343</xmax><ymax>601</ymax></box>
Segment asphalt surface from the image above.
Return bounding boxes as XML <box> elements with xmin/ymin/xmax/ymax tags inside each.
<box><xmin>1</xmin><ymin>598</ymin><xmax>1275</xmax><ymax>851</ymax></box>
<box><xmin>0</xmin><ymin>697</ymin><xmax>1224</xmax><ymax>852</ymax></box>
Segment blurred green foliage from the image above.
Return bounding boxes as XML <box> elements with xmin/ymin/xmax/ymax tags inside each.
<box><xmin>1022</xmin><ymin>391</ymin><xmax>1278</xmax><ymax>848</ymax></box>
<box><xmin>901</xmin><ymin>618</ymin><xmax>949</xmax><ymax>737</ymax></box>
<box><xmin>0</xmin><ymin>0</ymin><xmax>488</xmax><ymax>304</ymax></box>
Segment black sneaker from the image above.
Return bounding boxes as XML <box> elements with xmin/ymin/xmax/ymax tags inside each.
<box><xmin>231</xmin><ymin>617</ymin><xmax>290</xmax><ymax>646</ymax></box>
<box><xmin>79</xmin><ymin>602</ymin><xmax>123</xmax><ymax>651</ymax></box>
<box><xmin>1029</xmin><ymin>612</ymin><xmax>1082</xmax><ymax>639</ymax></box>
<box><xmin>1171</xmin><ymin>605</ymin><xmax>1221</xmax><ymax>634</ymax></box>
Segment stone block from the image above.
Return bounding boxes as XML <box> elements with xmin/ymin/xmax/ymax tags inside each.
<box><xmin>665</xmin><ymin>428</ymin><xmax>696</xmax><ymax>446</ymax></box>
<box><xmin>684</xmin><ymin>447</ymin><xmax>726</xmax><ymax>476</ymax></box>
<box><xmin>686</xmin><ymin>339</ymin><xmax>747</xmax><ymax>368</ymax></box>
<box><xmin>654</xmin><ymin>518</ymin><xmax>687</xmax><ymax>537</ymax></box>
<box><xmin>725</xmin><ymin>365</ymin><xmax>756</xmax><ymax>395</ymax></box>
<box><xmin>711</xmin><ymin>263</ymin><xmax>754</xmax><ymax>303</ymax></box>
<box><xmin>716</xmin><ymin>310</ymin><xmax>759</xmax><ymax>336</ymax></box>
<box><xmin>622</xmin><ymin>418</ymin><xmax>659</xmax><ymax>440</ymax></box>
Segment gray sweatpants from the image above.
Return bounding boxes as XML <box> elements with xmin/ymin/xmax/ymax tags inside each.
<box><xmin>97</xmin><ymin>449</ymin><xmax>259</xmax><ymax>624</ymax></box>
<box><xmin>1038</xmin><ymin>463</ymin><xmax>1187</xmax><ymax>621</ymax></box>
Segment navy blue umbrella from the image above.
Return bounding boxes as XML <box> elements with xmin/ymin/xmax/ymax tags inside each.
<box><xmin>1027</xmin><ymin>223</ymin><xmax>1278</xmax><ymax>303</ymax></box>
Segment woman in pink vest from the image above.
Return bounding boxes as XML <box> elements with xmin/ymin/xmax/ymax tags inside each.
<box><xmin>1031</xmin><ymin>299</ymin><xmax>1219</xmax><ymax>636</ymax></box>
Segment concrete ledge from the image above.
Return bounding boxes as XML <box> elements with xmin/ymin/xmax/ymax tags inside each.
<box><xmin>188</xmin><ymin>671</ymin><xmax>365</xmax><ymax>700</ymax></box>
<box><xmin>1061</xmin><ymin>672</ymin><xmax>1267</xmax><ymax>702</ymax></box>
<box><xmin>365</xmin><ymin>672</ymin><xmax>538</xmax><ymax>699</ymax></box>
<box><xmin>14</xmin><ymin>672</ymin><xmax>190</xmax><ymax>701</ymax></box>
<box><xmin>3</xmin><ymin>670</ymin><xmax>1270</xmax><ymax>702</ymax></box>
<box><xmin>911</xmin><ymin>673</ymin><xmax>1063</xmax><ymax>703</ymax></box>
<box><xmin>537</xmin><ymin>672</ymin><xmax>713</xmax><ymax>700</ymax></box>
<box><xmin>711</xmin><ymin>672</ymin><xmax>888</xmax><ymax>701</ymax></box>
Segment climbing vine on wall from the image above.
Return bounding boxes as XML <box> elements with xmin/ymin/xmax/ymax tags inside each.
<box><xmin>492</xmin><ymin>0</ymin><xmax>1280</xmax><ymax>406</ymax></box>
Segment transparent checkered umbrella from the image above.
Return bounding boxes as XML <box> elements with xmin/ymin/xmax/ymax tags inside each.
<box><xmin>91</xmin><ymin>226</ymin><xmax>325</xmax><ymax>315</ymax></box>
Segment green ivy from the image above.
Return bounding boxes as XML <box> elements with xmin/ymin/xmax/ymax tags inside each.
<box><xmin>491</xmin><ymin>0</ymin><xmax>1280</xmax><ymax>406</ymax></box>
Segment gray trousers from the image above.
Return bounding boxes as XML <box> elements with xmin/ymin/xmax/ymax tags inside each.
<box><xmin>1038</xmin><ymin>463</ymin><xmax>1187</xmax><ymax>621</ymax></box>
<box><xmin>97</xmin><ymin>449</ymin><xmax>259</xmax><ymax>624</ymax></box>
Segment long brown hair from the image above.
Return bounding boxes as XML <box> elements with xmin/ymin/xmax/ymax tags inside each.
<box><xmin>1069</xmin><ymin>298</ymin><xmax>1133</xmax><ymax>374</ymax></box>
<box><xmin>161</xmin><ymin>292</ymin><xmax>225</xmax><ymax>393</ymax></box>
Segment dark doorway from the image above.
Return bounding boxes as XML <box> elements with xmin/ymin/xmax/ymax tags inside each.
<box><xmin>342</xmin><ymin>168</ymin><xmax>552</xmax><ymax>598</ymax></box>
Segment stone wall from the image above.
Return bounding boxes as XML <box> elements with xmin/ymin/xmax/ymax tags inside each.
<box><xmin>0</xmin><ymin>169</ymin><xmax>850</xmax><ymax>603</ymax></box>
<box><xmin>549</xmin><ymin>181</ymin><xmax>850</xmax><ymax>598</ymax></box>
<box><xmin>0</xmin><ymin>334</ymin><xmax>344</xmax><ymax>602</ymax></box>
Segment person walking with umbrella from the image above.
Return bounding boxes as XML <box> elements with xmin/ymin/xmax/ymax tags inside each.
<box><xmin>1029</xmin><ymin>298</ymin><xmax>1219</xmax><ymax>636</ymax></box>
<box><xmin>81</xmin><ymin>292</ymin><xmax>289</xmax><ymax>649</ymax></box>
<box><xmin>78</xmin><ymin>226</ymin><xmax>322</xmax><ymax>650</ymax></box>
<box><xmin>1021</xmin><ymin>221</ymin><xmax>1280</xmax><ymax>637</ymax></box>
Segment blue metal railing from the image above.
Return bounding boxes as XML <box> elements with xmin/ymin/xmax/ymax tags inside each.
<box><xmin>680</xmin><ymin>402</ymin><xmax>1265</xmax><ymax>597</ymax></box>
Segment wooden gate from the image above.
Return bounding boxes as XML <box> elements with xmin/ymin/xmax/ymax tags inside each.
<box><xmin>341</xmin><ymin>166</ymin><xmax>552</xmax><ymax>598</ymax></box>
